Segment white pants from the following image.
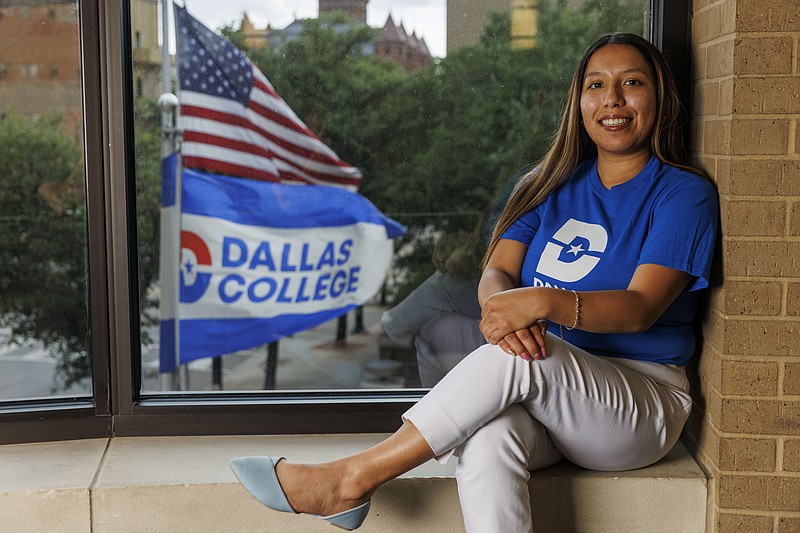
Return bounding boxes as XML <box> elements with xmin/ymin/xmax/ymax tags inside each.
<box><xmin>403</xmin><ymin>334</ymin><xmax>692</xmax><ymax>533</ymax></box>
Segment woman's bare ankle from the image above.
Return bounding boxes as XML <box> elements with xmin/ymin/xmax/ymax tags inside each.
<box><xmin>336</xmin><ymin>458</ymin><xmax>378</xmax><ymax>504</ymax></box>
<box><xmin>275</xmin><ymin>460</ymin><xmax>372</xmax><ymax>516</ymax></box>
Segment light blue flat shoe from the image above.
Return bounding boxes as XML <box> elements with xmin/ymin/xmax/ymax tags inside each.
<box><xmin>230</xmin><ymin>456</ymin><xmax>371</xmax><ymax>531</ymax></box>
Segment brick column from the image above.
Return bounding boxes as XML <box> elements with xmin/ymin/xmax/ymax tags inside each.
<box><xmin>687</xmin><ymin>1</ymin><xmax>800</xmax><ymax>531</ymax></box>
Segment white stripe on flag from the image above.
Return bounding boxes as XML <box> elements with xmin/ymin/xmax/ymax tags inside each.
<box><xmin>181</xmin><ymin>142</ymin><xmax>281</xmax><ymax>176</ymax></box>
<box><xmin>250</xmin><ymin>69</ymin><xmax>312</xmax><ymax>130</ymax></box>
<box><xmin>181</xmin><ymin>91</ymin><xmax>341</xmax><ymax>161</ymax></box>
<box><xmin>181</xmin><ymin>116</ymin><xmax>356</xmax><ymax>178</ymax></box>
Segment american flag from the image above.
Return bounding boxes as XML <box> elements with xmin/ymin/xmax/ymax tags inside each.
<box><xmin>174</xmin><ymin>6</ymin><xmax>362</xmax><ymax>190</ymax></box>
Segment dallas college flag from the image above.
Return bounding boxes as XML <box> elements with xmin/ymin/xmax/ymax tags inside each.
<box><xmin>160</xmin><ymin>156</ymin><xmax>404</xmax><ymax>372</ymax></box>
<box><xmin>159</xmin><ymin>8</ymin><xmax>404</xmax><ymax>372</ymax></box>
<box><xmin>174</xmin><ymin>5</ymin><xmax>361</xmax><ymax>189</ymax></box>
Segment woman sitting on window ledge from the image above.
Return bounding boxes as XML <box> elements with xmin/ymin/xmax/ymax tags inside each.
<box><xmin>229</xmin><ymin>32</ymin><xmax>719</xmax><ymax>533</ymax></box>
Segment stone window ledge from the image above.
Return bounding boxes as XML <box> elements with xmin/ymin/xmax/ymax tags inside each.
<box><xmin>1</xmin><ymin>435</ymin><xmax>707</xmax><ymax>532</ymax></box>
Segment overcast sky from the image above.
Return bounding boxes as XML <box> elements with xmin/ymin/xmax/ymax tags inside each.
<box><xmin>178</xmin><ymin>0</ymin><xmax>447</xmax><ymax>57</ymax></box>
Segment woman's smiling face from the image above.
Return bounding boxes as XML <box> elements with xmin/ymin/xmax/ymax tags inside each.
<box><xmin>579</xmin><ymin>44</ymin><xmax>658</xmax><ymax>161</ymax></box>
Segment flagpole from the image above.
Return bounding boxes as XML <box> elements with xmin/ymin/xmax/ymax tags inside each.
<box><xmin>161</xmin><ymin>0</ymin><xmax>171</xmax><ymax>99</ymax></box>
<box><xmin>159</xmin><ymin>0</ymin><xmax>182</xmax><ymax>390</ymax></box>
<box><xmin>174</xmin><ymin>134</ymin><xmax>185</xmax><ymax>390</ymax></box>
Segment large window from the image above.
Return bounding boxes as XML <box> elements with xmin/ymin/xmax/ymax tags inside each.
<box><xmin>0</xmin><ymin>0</ymin><xmax>689</xmax><ymax>443</ymax></box>
<box><xmin>0</xmin><ymin>1</ymin><xmax>92</xmax><ymax>403</ymax></box>
<box><xmin>132</xmin><ymin>0</ymin><xmax>650</xmax><ymax>396</ymax></box>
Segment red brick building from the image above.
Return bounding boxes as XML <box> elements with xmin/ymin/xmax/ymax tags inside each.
<box><xmin>242</xmin><ymin>0</ymin><xmax>433</xmax><ymax>73</ymax></box>
<box><xmin>374</xmin><ymin>15</ymin><xmax>432</xmax><ymax>72</ymax></box>
<box><xmin>0</xmin><ymin>0</ymin><xmax>82</xmax><ymax>134</ymax></box>
<box><xmin>319</xmin><ymin>0</ymin><xmax>368</xmax><ymax>24</ymax></box>
<box><xmin>0</xmin><ymin>0</ymin><xmax>160</xmax><ymax>139</ymax></box>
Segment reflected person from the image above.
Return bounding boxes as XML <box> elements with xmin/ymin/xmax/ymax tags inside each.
<box><xmin>380</xmin><ymin>177</ymin><xmax>517</xmax><ymax>387</ymax></box>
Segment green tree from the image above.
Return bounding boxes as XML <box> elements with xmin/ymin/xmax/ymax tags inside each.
<box><xmin>0</xmin><ymin>114</ymin><xmax>90</xmax><ymax>389</ymax></box>
<box><xmin>0</xmin><ymin>106</ymin><xmax>164</xmax><ymax>391</ymax></box>
<box><xmin>132</xmin><ymin>97</ymin><xmax>163</xmax><ymax>339</ymax></box>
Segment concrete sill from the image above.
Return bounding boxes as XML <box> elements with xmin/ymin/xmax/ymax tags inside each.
<box><xmin>1</xmin><ymin>435</ymin><xmax>706</xmax><ymax>533</ymax></box>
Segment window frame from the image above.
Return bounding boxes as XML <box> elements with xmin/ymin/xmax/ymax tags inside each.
<box><xmin>0</xmin><ymin>0</ymin><xmax>111</xmax><ymax>445</ymax></box>
<box><xmin>0</xmin><ymin>0</ymin><xmax>691</xmax><ymax>444</ymax></box>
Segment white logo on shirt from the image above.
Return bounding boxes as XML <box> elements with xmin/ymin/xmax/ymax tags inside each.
<box><xmin>535</xmin><ymin>218</ymin><xmax>608</xmax><ymax>282</ymax></box>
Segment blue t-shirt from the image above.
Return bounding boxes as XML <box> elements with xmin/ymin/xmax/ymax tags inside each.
<box><xmin>501</xmin><ymin>156</ymin><xmax>718</xmax><ymax>365</ymax></box>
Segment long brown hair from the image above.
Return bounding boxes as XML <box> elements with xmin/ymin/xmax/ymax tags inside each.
<box><xmin>483</xmin><ymin>32</ymin><xmax>706</xmax><ymax>268</ymax></box>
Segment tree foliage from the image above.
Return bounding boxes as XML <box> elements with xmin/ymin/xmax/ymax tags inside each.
<box><xmin>0</xmin><ymin>113</ymin><xmax>90</xmax><ymax>388</ymax></box>
<box><xmin>133</xmin><ymin>97</ymin><xmax>164</xmax><ymax>334</ymax></box>
<box><xmin>0</xmin><ymin>104</ymin><xmax>164</xmax><ymax>389</ymax></box>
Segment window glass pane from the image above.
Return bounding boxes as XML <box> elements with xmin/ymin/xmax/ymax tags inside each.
<box><xmin>0</xmin><ymin>0</ymin><xmax>91</xmax><ymax>402</ymax></box>
<box><xmin>133</xmin><ymin>0</ymin><xmax>647</xmax><ymax>394</ymax></box>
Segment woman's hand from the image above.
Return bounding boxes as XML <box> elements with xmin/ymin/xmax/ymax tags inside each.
<box><xmin>495</xmin><ymin>323</ymin><xmax>549</xmax><ymax>361</ymax></box>
<box><xmin>480</xmin><ymin>287</ymin><xmax>542</xmax><ymax>338</ymax></box>
<box><xmin>481</xmin><ymin>288</ymin><xmax>549</xmax><ymax>360</ymax></box>
<box><xmin>479</xmin><ymin>240</ymin><xmax>549</xmax><ymax>360</ymax></box>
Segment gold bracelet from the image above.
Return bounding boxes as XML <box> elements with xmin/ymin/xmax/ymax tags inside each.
<box><xmin>560</xmin><ymin>290</ymin><xmax>580</xmax><ymax>338</ymax></box>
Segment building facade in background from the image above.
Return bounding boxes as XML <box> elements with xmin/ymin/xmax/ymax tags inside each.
<box><xmin>319</xmin><ymin>0</ymin><xmax>368</xmax><ymax>23</ymax></box>
<box><xmin>0</xmin><ymin>0</ymin><xmax>82</xmax><ymax>134</ymax></box>
<box><xmin>240</xmin><ymin>0</ymin><xmax>432</xmax><ymax>72</ymax></box>
<box><xmin>448</xmin><ymin>0</ymin><xmax>579</xmax><ymax>52</ymax></box>
<box><xmin>0</xmin><ymin>0</ymin><xmax>159</xmax><ymax>133</ymax></box>
<box><xmin>129</xmin><ymin>0</ymin><xmax>161</xmax><ymax>99</ymax></box>
<box><xmin>446</xmin><ymin>0</ymin><xmax>509</xmax><ymax>51</ymax></box>
<box><xmin>374</xmin><ymin>15</ymin><xmax>432</xmax><ymax>71</ymax></box>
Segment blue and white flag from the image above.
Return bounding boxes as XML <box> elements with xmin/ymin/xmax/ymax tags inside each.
<box><xmin>159</xmin><ymin>154</ymin><xmax>404</xmax><ymax>372</ymax></box>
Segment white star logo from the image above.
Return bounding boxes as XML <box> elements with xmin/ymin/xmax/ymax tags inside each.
<box><xmin>568</xmin><ymin>243</ymin><xmax>584</xmax><ymax>256</ymax></box>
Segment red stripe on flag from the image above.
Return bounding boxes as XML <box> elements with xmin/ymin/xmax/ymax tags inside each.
<box><xmin>182</xmin><ymin>104</ymin><xmax>354</xmax><ymax>172</ymax></box>
<box><xmin>184</xmin><ymin>131</ymin><xmax>276</xmax><ymax>163</ymax></box>
<box><xmin>181</xmin><ymin>106</ymin><xmax>361</xmax><ymax>187</ymax></box>
<box><xmin>183</xmin><ymin>130</ymin><xmax>358</xmax><ymax>187</ymax></box>
<box><xmin>183</xmin><ymin>155</ymin><xmax>321</xmax><ymax>186</ymax></box>
<box><xmin>246</xmin><ymin>97</ymin><xmax>326</xmax><ymax>151</ymax></box>
<box><xmin>182</xmin><ymin>156</ymin><xmax>281</xmax><ymax>182</ymax></box>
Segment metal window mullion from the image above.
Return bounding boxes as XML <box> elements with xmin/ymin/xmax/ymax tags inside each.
<box><xmin>82</xmin><ymin>0</ymin><xmax>112</xmax><ymax>419</ymax></box>
<box><xmin>99</xmin><ymin>0</ymin><xmax>136</xmax><ymax>418</ymax></box>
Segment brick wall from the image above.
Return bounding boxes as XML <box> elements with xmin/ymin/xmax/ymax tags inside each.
<box><xmin>0</xmin><ymin>3</ymin><xmax>81</xmax><ymax>131</ymax></box>
<box><xmin>687</xmin><ymin>0</ymin><xmax>800</xmax><ymax>531</ymax></box>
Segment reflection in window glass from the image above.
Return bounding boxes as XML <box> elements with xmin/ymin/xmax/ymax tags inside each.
<box><xmin>0</xmin><ymin>0</ymin><xmax>91</xmax><ymax>402</ymax></box>
<box><xmin>134</xmin><ymin>0</ymin><xmax>646</xmax><ymax>394</ymax></box>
